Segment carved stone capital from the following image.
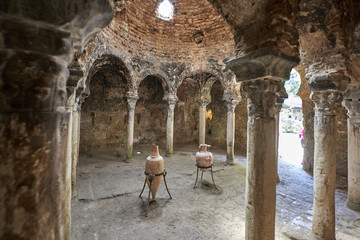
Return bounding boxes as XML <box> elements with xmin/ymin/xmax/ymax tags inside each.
<box><xmin>126</xmin><ymin>95</ymin><xmax>139</xmax><ymax>110</ymax></box>
<box><xmin>168</xmin><ymin>100</ymin><xmax>177</xmax><ymax>111</ymax></box>
<box><xmin>164</xmin><ymin>93</ymin><xmax>178</xmax><ymax>108</ymax></box>
<box><xmin>275</xmin><ymin>102</ymin><xmax>283</xmax><ymax>114</ymax></box>
<box><xmin>343</xmin><ymin>88</ymin><xmax>360</xmax><ymax>124</ymax></box>
<box><xmin>197</xmin><ymin>100</ymin><xmax>210</xmax><ymax>108</ymax></box>
<box><xmin>242</xmin><ymin>79</ymin><xmax>281</xmax><ymax>118</ymax></box>
<box><xmin>311</xmin><ymin>90</ymin><xmax>342</xmax><ymax>116</ymax></box>
<box><xmin>225</xmin><ymin>100</ymin><xmax>240</xmax><ymax>112</ymax></box>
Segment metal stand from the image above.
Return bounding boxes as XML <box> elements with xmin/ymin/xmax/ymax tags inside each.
<box><xmin>193</xmin><ymin>164</ymin><xmax>217</xmax><ymax>189</ymax></box>
<box><xmin>139</xmin><ymin>170</ymin><xmax>172</xmax><ymax>200</ymax></box>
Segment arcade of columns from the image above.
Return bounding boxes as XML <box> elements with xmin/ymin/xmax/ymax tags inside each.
<box><xmin>1</xmin><ymin>0</ymin><xmax>360</xmax><ymax>240</ymax></box>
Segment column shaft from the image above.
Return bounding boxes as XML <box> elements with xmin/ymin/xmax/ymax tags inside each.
<box><xmin>243</xmin><ymin>79</ymin><xmax>279</xmax><ymax>240</ymax></box>
<box><xmin>226</xmin><ymin>102</ymin><xmax>237</xmax><ymax>164</ymax></box>
<box><xmin>166</xmin><ymin>101</ymin><xmax>176</xmax><ymax>156</ymax></box>
<box><xmin>347</xmin><ymin>116</ymin><xmax>360</xmax><ymax>211</ymax></box>
<box><xmin>199</xmin><ymin>103</ymin><xmax>207</xmax><ymax>145</ymax></box>
<box><xmin>275</xmin><ymin>102</ymin><xmax>283</xmax><ymax>183</ymax></box>
<box><xmin>65</xmin><ymin>104</ymin><xmax>73</xmax><ymax>240</ymax></box>
<box><xmin>343</xmin><ymin>95</ymin><xmax>360</xmax><ymax>211</ymax></box>
<box><xmin>126</xmin><ymin>97</ymin><xmax>137</xmax><ymax>160</ymax></box>
<box><xmin>71</xmin><ymin>106</ymin><xmax>81</xmax><ymax>192</ymax></box>
<box><xmin>310</xmin><ymin>91</ymin><xmax>341</xmax><ymax>240</ymax></box>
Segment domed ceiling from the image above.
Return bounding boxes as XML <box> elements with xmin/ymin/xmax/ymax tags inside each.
<box><xmin>102</xmin><ymin>0</ymin><xmax>235</xmax><ymax>64</ymax></box>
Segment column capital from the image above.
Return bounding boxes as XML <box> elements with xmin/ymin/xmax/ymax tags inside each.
<box><xmin>168</xmin><ymin>100</ymin><xmax>177</xmax><ymax>111</ymax></box>
<box><xmin>275</xmin><ymin>102</ymin><xmax>283</xmax><ymax>114</ymax></box>
<box><xmin>197</xmin><ymin>100</ymin><xmax>210</xmax><ymax>108</ymax></box>
<box><xmin>311</xmin><ymin>90</ymin><xmax>343</xmax><ymax>116</ymax></box>
<box><xmin>225</xmin><ymin>99</ymin><xmax>240</xmax><ymax>112</ymax></box>
<box><xmin>164</xmin><ymin>93</ymin><xmax>178</xmax><ymax>107</ymax></box>
<box><xmin>126</xmin><ymin>94</ymin><xmax>139</xmax><ymax>110</ymax></box>
<box><xmin>241</xmin><ymin>79</ymin><xmax>281</xmax><ymax>119</ymax></box>
<box><xmin>343</xmin><ymin>88</ymin><xmax>360</xmax><ymax>124</ymax></box>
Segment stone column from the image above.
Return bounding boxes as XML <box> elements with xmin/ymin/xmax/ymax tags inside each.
<box><xmin>198</xmin><ymin>101</ymin><xmax>209</xmax><ymax>145</ymax></box>
<box><xmin>309</xmin><ymin>90</ymin><xmax>342</xmax><ymax>240</ymax></box>
<box><xmin>343</xmin><ymin>89</ymin><xmax>360</xmax><ymax>212</ymax></box>
<box><xmin>275</xmin><ymin>98</ymin><xmax>284</xmax><ymax>183</ymax></box>
<box><xmin>0</xmin><ymin>1</ymin><xmax>113</xmax><ymax>239</ymax></box>
<box><xmin>65</xmin><ymin>93</ymin><xmax>75</xmax><ymax>240</ymax></box>
<box><xmin>241</xmin><ymin>79</ymin><xmax>280</xmax><ymax>240</ymax></box>
<box><xmin>225</xmin><ymin>100</ymin><xmax>239</xmax><ymax>164</ymax></box>
<box><xmin>166</xmin><ymin>97</ymin><xmax>177</xmax><ymax>156</ymax></box>
<box><xmin>126</xmin><ymin>95</ymin><xmax>138</xmax><ymax>160</ymax></box>
<box><xmin>227</xmin><ymin>48</ymin><xmax>299</xmax><ymax>240</ymax></box>
<box><xmin>71</xmin><ymin>97</ymin><xmax>82</xmax><ymax>193</ymax></box>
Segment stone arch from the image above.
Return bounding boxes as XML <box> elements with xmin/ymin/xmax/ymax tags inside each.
<box><xmin>80</xmin><ymin>54</ymin><xmax>130</xmax><ymax>152</ymax></box>
<box><xmin>83</xmin><ymin>54</ymin><xmax>132</xmax><ymax>97</ymax></box>
<box><xmin>182</xmin><ymin>71</ymin><xmax>224</xmax><ymax>103</ymax></box>
<box><xmin>136</xmin><ymin>73</ymin><xmax>170</xmax><ymax>97</ymax></box>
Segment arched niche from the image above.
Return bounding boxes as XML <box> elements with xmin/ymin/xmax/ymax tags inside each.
<box><xmin>174</xmin><ymin>78</ymin><xmax>199</xmax><ymax>145</ymax></box>
<box><xmin>80</xmin><ymin>55</ymin><xmax>130</xmax><ymax>153</ymax></box>
<box><xmin>206</xmin><ymin>80</ymin><xmax>226</xmax><ymax>150</ymax></box>
<box><xmin>134</xmin><ymin>75</ymin><xmax>167</xmax><ymax>146</ymax></box>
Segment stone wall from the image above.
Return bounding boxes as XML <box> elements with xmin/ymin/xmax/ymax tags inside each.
<box><xmin>174</xmin><ymin>79</ymin><xmax>199</xmax><ymax>145</ymax></box>
<box><xmin>206</xmin><ymin>81</ymin><xmax>227</xmax><ymax>149</ymax></box>
<box><xmin>134</xmin><ymin>76</ymin><xmax>167</xmax><ymax>146</ymax></box>
<box><xmin>235</xmin><ymin>97</ymin><xmax>248</xmax><ymax>155</ymax></box>
<box><xmin>80</xmin><ymin>70</ymin><xmax>128</xmax><ymax>152</ymax></box>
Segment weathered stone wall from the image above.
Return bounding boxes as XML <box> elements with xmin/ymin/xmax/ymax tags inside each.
<box><xmin>235</xmin><ymin>96</ymin><xmax>248</xmax><ymax>155</ymax></box>
<box><xmin>134</xmin><ymin>76</ymin><xmax>167</xmax><ymax>146</ymax></box>
<box><xmin>336</xmin><ymin>107</ymin><xmax>348</xmax><ymax>176</ymax></box>
<box><xmin>174</xmin><ymin>80</ymin><xmax>199</xmax><ymax>145</ymax></box>
<box><xmin>80</xmin><ymin>70</ymin><xmax>128</xmax><ymax>152</ymax></box>
<box><xmin>206</xmin><ymin>81</ymin><xmax>227</xmax><ymax>149</ymax></box>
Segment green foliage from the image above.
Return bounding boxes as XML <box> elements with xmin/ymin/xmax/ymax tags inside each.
<box><xmin>285</xmin><ymin>71</ymin><xmax>301</xmax><ymax>96</ymax></box>
<box><xmin>281</xmin><ymin>118</ymin><xmax>302</xmax><ymax>133</ymax></box>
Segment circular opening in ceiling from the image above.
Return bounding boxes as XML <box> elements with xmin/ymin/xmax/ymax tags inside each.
<box><xmin>158</xmin><ymin>0</ymin><xmax>174</xmax><ymax>21</ymax></box>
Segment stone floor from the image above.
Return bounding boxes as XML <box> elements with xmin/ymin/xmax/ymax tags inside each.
<box><xmin>71</xmin><ymin>144</ymin><xmax>360</xmax><ymax>240</ymax></box>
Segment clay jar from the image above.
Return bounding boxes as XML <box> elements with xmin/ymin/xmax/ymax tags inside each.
<box><xmin>145</xmin><ymin>144</ymin><xmax>164</xmax><ymax>199</ymax></box>
<box><xmin>196</xmin><ymin>144</ymin><xmax>213</xmax><ymax>172</ymax></box>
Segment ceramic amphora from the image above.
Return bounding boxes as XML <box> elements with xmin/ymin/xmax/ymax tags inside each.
<box><xmin>145</xmin><ymin>144</ymin><xmax>164</xmax><ymax>199</ymax></box>
<box><xmin>196</xmin><ymin>144</ymin><xmax>213</xmax><ymax>172</ymax></box>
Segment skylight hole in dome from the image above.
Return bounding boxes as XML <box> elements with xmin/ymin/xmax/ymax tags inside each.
<box><xmin>158</xmin><ymin>0</ymin><xmax>174</xmax><ymax>20</ymax></box>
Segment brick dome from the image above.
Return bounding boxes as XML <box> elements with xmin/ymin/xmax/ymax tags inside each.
<box><xmin>104</xmin><ymin>0</ymin><xmax>235</xmax><ymax>64</ymax></box>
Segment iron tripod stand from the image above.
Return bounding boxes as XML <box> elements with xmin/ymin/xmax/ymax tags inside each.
<box><xmin>139</xmin><ymin>170</ymin><xmax>172</xmax><ymax>200</ymax></box>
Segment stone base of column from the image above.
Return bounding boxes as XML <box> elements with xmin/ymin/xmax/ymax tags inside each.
<box><xmin>346</xmin><ymin>199</ymin><xmax>360</xmax><ymax>212</ymax></box>
<box><xmin>165</xmin><ymin>153</ymin><xmax>173</xmax><ymax>157</ymax></box>
<box><xmin>226</xmin><ymin>160</ymin><xmax>236</xmax><ymax>165</ymax></box>
<box><xmin>309</xmin><ymin>230</ymin><xmax>332</xmax><ymax>240</ymax></box>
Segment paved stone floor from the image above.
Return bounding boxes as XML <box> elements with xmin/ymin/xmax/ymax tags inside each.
<box><xmin>72</xmin><ymin>144</ymin><xmax>360</xmax><ymax>240</ymax></box>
